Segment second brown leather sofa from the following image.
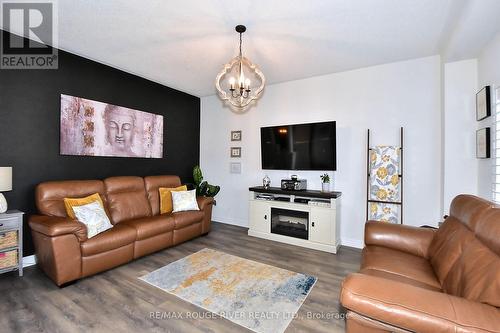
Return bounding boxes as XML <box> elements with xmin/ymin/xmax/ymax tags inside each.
<box><xmin>29</xmin><ymin>175</ymin><xmax>214</xmax><ymax>286</ymax></box>
<box><xmin>340</xmin><ymin>194</ymin><xmax>500</xmax><ymax>333</ymax></box>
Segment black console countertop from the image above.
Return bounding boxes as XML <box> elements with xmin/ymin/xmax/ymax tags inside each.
<box><xmin>249</xmin><ymin>186</ymin><xmax>342</xmax><ymax>199</ymax></box>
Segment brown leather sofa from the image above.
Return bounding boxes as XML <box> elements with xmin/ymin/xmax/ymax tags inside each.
<box><xmin>340</xmin><ymin>195</ymin><xmax>500</xmax><ymax>333</ymax></box>
<box><xmin>28</xmin><ymin>175</ymin><xmax>214</xmax><ymax>286</ymax></box>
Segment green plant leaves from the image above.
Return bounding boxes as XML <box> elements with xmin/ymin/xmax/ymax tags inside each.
<box><xmin>193</xmin><ymin>166</ymin><xmax>220</xmax><ymax>198</ymax></box>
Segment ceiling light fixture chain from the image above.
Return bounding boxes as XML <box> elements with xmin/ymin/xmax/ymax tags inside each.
<box><xmin>239</xmin><ymin>30</ymin><xmax>242</xmax><ymax>58</ymax></box>
<box><xmin>215</xmin><ymin>24</ymin><xmax>266</xmax><ymax>114</ymax></box>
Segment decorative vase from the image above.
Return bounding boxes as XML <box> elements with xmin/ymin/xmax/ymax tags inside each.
<box><xmin>263</xmin><ymin>175</ymin><xmax>271</xmax><ymax>188</ymax></box>
<box><xmin>321</xmin><ymin>182</ymin><xmax>330</xmax><ymax>192</ymax></box>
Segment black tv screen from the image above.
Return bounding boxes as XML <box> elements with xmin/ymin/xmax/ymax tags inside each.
<box><xmin>261</xmin><ymin>121</ymin><xmax>336</xmax><ymax>171</ymax></box>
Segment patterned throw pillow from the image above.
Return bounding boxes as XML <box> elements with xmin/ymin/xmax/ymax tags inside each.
<box><xmin>64</xmin><ymin>193</ymin><xmax>105</xmax><ymax>219</ymax></box>
<box><xmin>171</xmin><ymin>190</ymin><xmax>200</xmax><ymax>213</ymax></box>
<box><xmin>72</xmin><ymin>201</ymin><xmax>113</xmax><ymax>238</ymax></box>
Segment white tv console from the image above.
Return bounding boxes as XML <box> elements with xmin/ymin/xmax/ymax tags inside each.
<box><xmin>248</xmin><ymin>186</ymin><xmax>341</xmax><ymax>254</ymax></box>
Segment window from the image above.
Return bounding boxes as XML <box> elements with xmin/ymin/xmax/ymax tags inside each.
<box><xmin>494</xmin><ymin>87</ymin><xmax>500</xmax><ymax>202</ymax></box>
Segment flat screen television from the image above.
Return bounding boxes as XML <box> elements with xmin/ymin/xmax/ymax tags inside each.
<box><xmin>261</xmin><ymin>121</ymin><xmax>336</xmax><ymax>171</ymax></box>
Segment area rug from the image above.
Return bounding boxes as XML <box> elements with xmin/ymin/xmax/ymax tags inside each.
<box><xmin>140</xmin><ymin>248</ymin><xmax>317</xmax><ymax>333</ymax></box>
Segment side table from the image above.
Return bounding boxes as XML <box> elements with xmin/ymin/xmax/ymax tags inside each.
<box><xmin>0</xmin><ymin>210</ymin><xmax>24</xmax><ymax>276</ymax></box>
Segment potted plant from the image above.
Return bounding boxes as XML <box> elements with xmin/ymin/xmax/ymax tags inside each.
<box><xmin>193</xmin><ymin>166</ymin><xmax>220</xmax><ymax>200</ymax></box>
<box><xmin>320</xmin><ymin>173</ymin><xmax>330</xmax><ymax>192</ymax></box>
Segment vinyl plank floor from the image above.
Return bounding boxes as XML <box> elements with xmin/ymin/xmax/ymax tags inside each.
<box><xmin>0</xmin><ymin>222</ymin><xmax>361</xmax><ymax>333</ymax></box>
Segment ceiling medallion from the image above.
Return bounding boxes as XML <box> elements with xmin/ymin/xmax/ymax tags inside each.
<box><xmin>215</xmin><ymin>25</ymin><xmax>265</xmax><ymax>113</ymax></box>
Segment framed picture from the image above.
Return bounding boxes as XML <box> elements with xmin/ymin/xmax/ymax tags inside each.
<box><xmin>60</xmin><ymin>94</ymin><xmax>163</xmax><ymax>158</ymax></box>
<box><xmin>476</xmin><ymin>86</ymin><xmax>491</xmax><ymax>121</ymax></box>
<box><xmin>230</xmin><ymin>162</ymin><xmax>241</xmax><ymax>174</ymax></box>
<box><xmin>231</xmin><ymin>130</ymin><xmax>242</xmax><ymax>141</ymax></box>
<box><xmin>230</xmin><ymin>147</ymin><xmax>241</xmax><ymax>158</ymax></box>
<box><xmin>476</xmin><ymin>127</ymin><xmax>490</xmax><ymax>159</ymax></box>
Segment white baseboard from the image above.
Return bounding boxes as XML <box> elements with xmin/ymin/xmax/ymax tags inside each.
<box><xmin>23</xmin><ymin>255</ymin><xmax>36</xmax><ymax>268</ymax></box>
<box><xmin>212</xmin><ymin>216</ymin><xmax>248</xmax><ymax>228</ymax></box>
<box><xmin>341</xmin><ymin>238</ymin><xmax>364</xmax><ymax>249</ymax></box>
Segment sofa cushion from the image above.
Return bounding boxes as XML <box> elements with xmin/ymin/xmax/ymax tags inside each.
<box><xmin>428</xmin><ymin>217</ymin><xmax>476</xmax><ymax>285</ymax></box>
<box><xmin>475</xmin><ymin>208</ymin><xmax>500</xmax><ymax>257</ymax></box>
<box><xmin>80</xmin><ymin>224</ymin><xmax>136</xmax><ymax>257</ymax></box>
<box><xmin>36</xmin><ymin>180</ymin><xmax>107</xmax><ymax>217</ymax></box>
<box><xmin>443</xmin><ymin>239</ymin><xmax>500</xmax><ymax>308</ymax></box>
<box><xmin>448</xmin><ymin>194</ymin><xmax>493</xmax><ymax>230</ymax></box>
<box><xmin>144</xmin><ymin>175</ymin><xmax>182</xmax><ymax>215</ymax></box>
<box><xmin>429</xmin><ymin>195</ymin><xmax>493</xmax><ymax>284</ymax></box>
<box><xmin>172</xmin><ymin>210</ymin><xmax>204</xmax><ymax>229</ymax></box>
<box><xmin>362</xmin><ymin>245</ymin><xmax>441</xmax><ymax>290</ymax></box>
<box><xmin>442</xmin><ymin>209</ymin><xmax>500</xmax><ymax>308</ymax></box>
<box><xmin>120</xmin><ymin>215</ymin><xmax>175</xmax><ymax>240</ymax></box>
<box><xmin>340</xmin><ymin>273</ymin><xmax>500</xmax><ymax>333</ymax></box>
<box><xmin>104</xmin><ymin>176</ymin><xmax>152</xmax><ymax>224</ymax></box>
<box><xmin>364</xmin><ymin>220</ymin><xmax>436</xmax><ymax>259</ymax></box>
<box><xmin>360</xmin><ymin>268</ymin><xmax>441</xmax><ymax>292</ymax></box>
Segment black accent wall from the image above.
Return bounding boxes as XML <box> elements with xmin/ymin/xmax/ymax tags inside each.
<box><xmin>0</xmin><ymin>31</ymin><xmax>201</xmax><ymax>256</ymax></box>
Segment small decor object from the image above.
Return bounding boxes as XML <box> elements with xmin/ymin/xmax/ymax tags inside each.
<box><xmin>262</xmin><ymin>175</ymin><xmax>271</xmax><ymax>188</ymax></box>
<box><xmin>215</xmin><ymin>25</ymin><xmax>265</xmax><ymax>113</ymax></box>
<box><xmin>0</xmin><ymin>210</ymin><xmax>24</xmax><ymax>276</ymax></box>
<box><xmin>231</xmin><ymin>130</ymin><xmax>242</xmax><ymax>141</ymax></box>
<box><xmin>0</xmin><ymin>167</ymin><xmax>12</xmax><ymax>214</ymax></box>
<box><xmin>230</xmin><ymin>147</ymin><xmax>241</xmax><ymax>158</ymax></box>
<box><xmin>193</xmin><ymin>165</ymin><xmax>220</xmax><ymax>197</ymax></box>
<box><xmin>230</xmin><ymin>162</ymin><xmax>241</xmax><ymax>174</ymax></box>
<box><xmin>140</xmin><ymin>248</ymin><xmax>316</xmax><ymax>333</ymax></box>
<box><xmin>320</xmin><ymin>173</ymin><xmax>330</xmax><ymax>192</ymax></box>
<box><xmin>476</xmin><ymin>127</ymin><xmax>491</xmax><ymax>158</ymax></box>
<box><xmin>60</xmin><ymin>94</ymin><xmax>163</xmax><ymax>158</ymax></box>
<box><xmin>476</xmin><ymin>86</ymin><xmax>491</xmax><ymax>121</ymax></box>
<box><xmin>171</xmin><ymin>190</ymin><xmax>200</xmax><ymax>212</ymax></box>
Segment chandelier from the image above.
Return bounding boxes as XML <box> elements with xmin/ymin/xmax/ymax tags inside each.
<box><xmin>215</xmin><ymin>25</ymin><xmax>265</xmax><ymax>113</ymax></box>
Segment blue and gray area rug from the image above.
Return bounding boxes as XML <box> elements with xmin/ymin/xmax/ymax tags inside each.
<box><xmin>140</xmin><ymin>248</ymin><xmax>317</xmax><ymax>333</ymax></box>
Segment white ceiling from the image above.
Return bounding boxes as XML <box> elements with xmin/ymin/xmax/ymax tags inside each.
<box><xmin>5</xmin><ymin>0</ymin><xmax>500</xmax><ymax>96</ymax></box>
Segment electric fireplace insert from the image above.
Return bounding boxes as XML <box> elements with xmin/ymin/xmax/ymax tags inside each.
<box><xmin>271</xmin><ymin>207</ymin><xmax>309</xmax><ymax>240</ymax></box>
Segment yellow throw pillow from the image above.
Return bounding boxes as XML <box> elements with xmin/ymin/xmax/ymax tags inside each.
<box><xmin>64</xmin><ymin>193</ymin><xmax>105</xmax><ymax>219</ymax></box>
<box><xmin>159</xmin><ymin>185</ymin><xmax>187</xmax><ymax>214</ymax></box>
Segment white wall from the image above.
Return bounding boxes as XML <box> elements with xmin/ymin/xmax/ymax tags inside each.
<box><xmin>443</xmin><ymin>59</ymin><xmax>478</xmax><ymax>211</ymax></box>
<box><xmin>201</xmin><ymin>56</ymin><xmax>442</xmax><ymax>247</ymax></box>
<box><xmin>477</xmin><ymin>32</ymin><xmax>500</xmax><ymax>199</ymax></box>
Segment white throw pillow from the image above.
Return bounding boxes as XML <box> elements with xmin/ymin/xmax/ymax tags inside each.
<box><xmin>72</xmin><ymin>201</ymin><xmax>113</xmax><ymax>238</ymax></box>
<box><xmin>171</xmin><ymin>190</ymin><xmax>200</xmax><ymax>213</ymax></box>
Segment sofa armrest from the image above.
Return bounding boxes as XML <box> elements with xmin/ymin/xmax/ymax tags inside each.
<box><xmin>197</xmin><ymin>196</ymin><xmax>214</xmax><ymax>210</ymax></box>
<box><xmin>29</xmin><ymin>215</ymin><xmax>88</xmax><ymax>242</ymax></box>
<box><xmin>196</xmin><ymin>196</ymin><xmax>214</xmax><ymax>234</ymax></box>
<box><xmin>341</xmin><ymin>273</ymin><xmax>500</xmax><ymax>333</ymax></box>
<box><xmin>364</xmin><ymin>221</ymin><xmax>436</xmax><ymax>258</ymax></box>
